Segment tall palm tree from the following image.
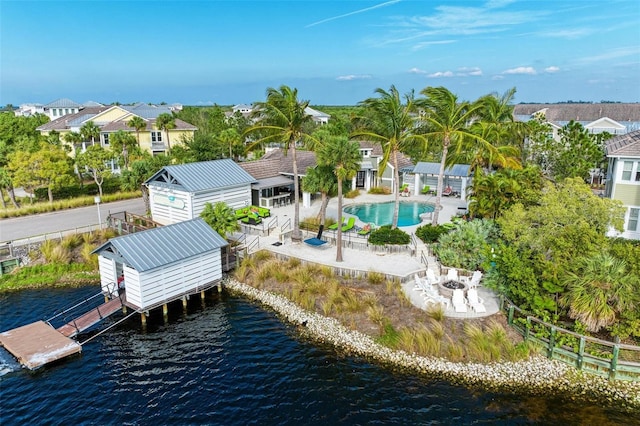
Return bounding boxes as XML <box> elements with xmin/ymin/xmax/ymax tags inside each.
<box><xmin>417</xmin><ymin>87</ymin><xmax>485</xmax><ymax>225</ymax></box>
<box><xmin>156</xmin><ymin>113</ymin><xmax>176</xmax><ymax>150</ymax></box>
<box><xmin>318</xmin><ymin>136</ymin><xmax>362</xmax><ymax>262</ymax></box>
<box><xmin>127</xmin><ymin>116</ymin><xmax>146</xmax><ymax>148</ymax></box>
<box><xmin>302</xmin><ymin>165</ymin><xmax>340</xmax><ymax>230</ymax></box>
<box><xmin>80</xmin><ymin>121</ymin><xmax>100</xmax><ymax>147</ymax></box>
<box><xmin>353</xmin><ymin>86</ymin><xmax>427</xmax><ymax>229</ymax></box>
<box><xmin>560</xmin><ymin>253</ymin><xmax>638</xmax><ymax>332</ymax></box>
<box><xmin>244</xmin><ymin>85</ymin><xmax>318</xmax><ymax>242</ymax></box>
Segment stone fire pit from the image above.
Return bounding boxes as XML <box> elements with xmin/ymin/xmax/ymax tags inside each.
<box><xmin>438</xmin><ymin>280</ymin><xmax>467</xmax><ymax>298</ymax></box>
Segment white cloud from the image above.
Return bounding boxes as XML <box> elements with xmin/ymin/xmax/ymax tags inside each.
<box><xmin>577</xmin><ymin>46</ymin><xmax>640</xmax><ymax>64</ymax></box>
<box><xmin>408</xmin><ymin>67</ymin><xmax>427</xmax><ymax>74</ymax></box>
<box><xmin>503</xmin><ymin>66</ymin><xmax>537</xmax><ymax>75</ymax></box>
<box><xmin>544</xmin><ymin>66</ymin><xmax>560</xmax><ymax>73</ymax></box>
<box><xmin>457</xmin><ymin>67</ymin><xmax>483</xmax><ymax>76</ymax></box>
<box><xmin>428</xmin><ymin>71</ymin><xmax>454</xmax><ymax>78</ymax></box>
<box><xmin>540</xmin><ymin>28</ymin><xmax>592</xmax><ymax>39</ymax></box>
<box><xmin>336</xmin><ymin>74</ymin><xmax>372</xmax><ymax>81</ymax></box>
<box><xmin>306</xmin><ymin>0</ymin><xmax>401</xmax><ymax>28</ymax></box>
<box><xmin>492</xmin><ymin>75</ymin><xmax>505</xmax><ymax>80</ymax></box>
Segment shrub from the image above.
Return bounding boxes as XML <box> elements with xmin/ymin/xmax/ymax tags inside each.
<box><xmin>368</xmin><ymin>225</ymin><xmax>410</xmax><ymax>246</ymax></box>
<box><xmin>433</xmin><ymin>219</ymin><xmax>498</xmax><ymax>270</ymax></box>
<box><xmin>415</xmin><ymin>223</ymin><xmax>450</xmax><ymax>243</ymax></box>
<box><xmin>345</xmin><ymin>189</ymin><xmax>360</xmax><ymax>199</ymax></box>
<box><xmin>368</xmin><ymin>186</ymin><xmax>391</xmax><ymax>195</ymax></box>
<box><xmin>367</xmin><ymin>271</ymin><xmax>385</xmax><ymax>285</ymax></box>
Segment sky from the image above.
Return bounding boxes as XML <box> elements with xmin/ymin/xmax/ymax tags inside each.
<box><xmin>1</xmin><ymin>0</ymin><xmax>640</xmax><ymax>106</ymax></box>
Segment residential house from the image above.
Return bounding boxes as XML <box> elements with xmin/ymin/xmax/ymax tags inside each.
<box><xmin>44</xmin><ymin>98</ymin><xmax>83</xmax><ymax>120</ymax></box>
<box><xmin>605</xmin><ymin>130</ymin><xmax>640</xmax><ymax>240</ymax></box>
<box><xmin>144</xmin><ymin>159</ymin><xmax>256</xmax><ymax>225</ymax></box>
<box><xmin>37</xmin><ymin>103</ymin><xmax>198</xmax><ymax>159</ymax></box>
<box><xmin>513</xmin><ymin>103</ymin><xmax>640</xmax><ymax>140</ymax></box>
<box><xmin>226</xmin><ymin>104</ymin><xmax>331</xmax><ymax>125</ymax></box>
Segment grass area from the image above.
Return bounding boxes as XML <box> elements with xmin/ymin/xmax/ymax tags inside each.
<box><xmin>0</xmin><ymin>191</ymin><xmax>142</xmax><ymax>219</ymax></box>
<box><xmin>0</xmin><ymin>263</ymin><xmax>100</xmax><ymax>292</ymax></box>
<box><xmin>235</xmin><ymin>250</ymin><xmax>534</xmax><ymax>363</ymax></box>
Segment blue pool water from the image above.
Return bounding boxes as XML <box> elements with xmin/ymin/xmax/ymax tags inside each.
<box><xmin>344</xmin><ymin>201</ymin><xmax>435</xmax><ymax>227</ymax></box>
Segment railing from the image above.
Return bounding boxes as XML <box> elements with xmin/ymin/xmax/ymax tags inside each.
<box><xmin>420</xmin><ymin>250</ymin><xmax>429</xmax><ymax>267</ymax></box>
<box><xmin>281</xmin><ymin>217</ymin><xmax>291</xmax><ymax>234</ymax></box>
<box><xmin>45</xmin><ymin>290</ymin><xmax>106</xmax><ymax>329</ymax></box>
<box><xmin>2</xmin><ymin>224</ymin><xmax>102</xmax><ymax>253</ymax></box>
<box><xmin>266</xmin><ymin>216</ymin><xmax>278</xmax><ymax>236</ymax></box>
<box><xmin>247</xmin><ymin>235</ymin><xmax>260</xmax><ymax>253</ymax></box>
<box><xmin>410</xmin><ymin>234</ymin><xmax>418</xmax><ymax>257</ymax></box>
<box><xmin>503</xmin><ymin>298</ymin><xmax>640</xmax><ymax>381</ymax></box>
<box><xmin>107</xmin><ymin>211</ymin><xmax>161</xmax><ymax>234</ymax></box>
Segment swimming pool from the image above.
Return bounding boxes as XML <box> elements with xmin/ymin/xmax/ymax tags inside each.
<box><xmin>344</xmin><ymin>201</ymin><xmax>435</xmax><ymax>227</ymax></box>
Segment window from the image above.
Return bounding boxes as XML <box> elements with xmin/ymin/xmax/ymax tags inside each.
<box><xmin>621</xmin><ymin>161</ymin><xmax>633</xmax><ymax>180</ymax></box>
<box><xmin>102</xmin><ymin>133</ymin><xmax>109</xmax><ymax>146</ymax></box>
<box><xmin>52</xmin><ymin>109</ymin><xmax>57</xmax><ymax>117</ymax></box>
<box><xmin>628</xmin><ymin>208</ymin><xmax>639</xmax><ymax>232</ymax></box>
<box><xmin>151</xmin><ymin>131</ymin><xmax>162</xmax><ymax>142</ymax></box>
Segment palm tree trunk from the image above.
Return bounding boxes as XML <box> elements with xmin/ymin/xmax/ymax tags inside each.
<box><xmin>141</xmin><ymin>184</ymin><xmax>150</xmax><ymax>215</ymax></box>
<box><xmin>432</xmin><ymin>138</ymin><xmax>450</xmax><ymax>225</ymax></box>
<box><xmin>317</xmin><ymin>192</ymin><xmax>329</xmax><ymax>224</ymax></box>
<box><xmin>336</xmin><ymin>178</ymin><xmax>343</xmax><ymax>262</ymax></box>
<box><xmin>392</xmin><ymin>149</ymin><xmax>400</xmax><ymax>229</ymax></box>
<box><xmin>135</xmin><ymin>130</ymin><xmax>141</xmax><ymax>148</ymax></box>
<box><xmin>166</xmin><ymin>130</ymin><xmax>171</xmax><ymax>150</ymax></box>
<box><xmin>291</xmin><ymin>144</ymin><xmax>302</xmax><ymax>241</ymax></box>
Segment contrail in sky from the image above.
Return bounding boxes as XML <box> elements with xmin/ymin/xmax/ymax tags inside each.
<box><xmin>305</xmin><ymin>0</ymin><xmax>401</xmax><ymax>28</ymax></box>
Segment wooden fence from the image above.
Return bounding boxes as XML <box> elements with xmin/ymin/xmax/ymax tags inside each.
<box><xmin>502</xmin><ymin>298</ymin><xmax>640</xmax><ymax>381</ymax></box>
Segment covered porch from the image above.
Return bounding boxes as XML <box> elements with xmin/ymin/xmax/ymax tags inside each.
<box><xmin>410</xmin><ymin>162</ymin><xmax>471</xmax><ymax>201</ymax></box>
<box><xmin>252</xmin><ymin>176</ymin><xmax>294</xmax><ymax>209</ymax></box>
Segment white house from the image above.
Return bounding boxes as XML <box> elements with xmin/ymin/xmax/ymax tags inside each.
<box><xmin>605</xmin><ymin>130</ymin><xmax>640</xmax><ymax>240</ymax></box>
<box><xmin>145</xmin><ymin>159</ymin><xmax>257</xmax><ymax>225</ymax></box>
<box><xmin>92</xmin><ymin>218</ymin><xmax>228</xmax><ymax>311</ymax></box>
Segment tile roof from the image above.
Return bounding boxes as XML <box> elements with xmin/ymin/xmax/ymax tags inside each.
<box><xmin>513</xmin><ymin>103</ymin><xmax>640</xmax><ymax>122</ymax></box>
<box><xmin>605</xmin><ymin>130</ymin><xmax>640</xmax><ymax>157</ymax></box>
<box><xmin>238</xmin><ymin>158</ymin><xmax>282</xmax><ymax>179</ymax></box>
<box><xmin>92</xmin><ymin>218</ymin><xmax>227</xmax><ymax>272</ymax></box>
<box><xmin>145</xmin><ymin>159</ymin><xmax>257</xmax><ymax>193</ymax></box>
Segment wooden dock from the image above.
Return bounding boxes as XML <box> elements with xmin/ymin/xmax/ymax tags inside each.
<box><xmin>0</xmin><ymin>321</ymin><xmax>81</xmax><ymax>370</ymax></box>
<box><xmin>57</xmin><ymin>296</ymin><xmax>123</xmax><ymax>338</ymax></box>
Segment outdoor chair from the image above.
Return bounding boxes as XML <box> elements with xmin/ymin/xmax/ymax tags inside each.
<box><xmin>357</xmin><ymin>223</ymin><xmax>373</xmax><ymax>236</ymax></box>
<box><xmin>467</xmin><ymin>288</ymin><xmax>487</xmax><ymax>313</ymax></box>
<box><xmin>328</xmin><ymin>217</ymin><xmax>346</xmax><ymax>230</ymax></box>
<box><xmin>426</xmin><ymin>269</ymin><xmax>440</xmax><ymax>285</ymax></box>
<box><xmin>442</xmin><ymin>186</ymin><xmax>453</xmax><ymax>197</ymax></box>
<box><xmin>451</xmin><ymin>289</ymin><xmax>468</xmax><ymax>313</ymax></box>
<box><xmin>341</xmin><ymin>217</ymin><xmax>356</xmax><ymax>232</ymax></box>
<box><xmin>447</xmin><ymin>268</ymin><xmax>459</xmax><ymax>282</ymax></box>
<box><xmin>467</xmin><ymin>270</ymin><xmax>483</xmax><ymax>288</ymax></box>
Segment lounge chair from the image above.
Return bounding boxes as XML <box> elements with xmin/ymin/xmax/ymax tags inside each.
<box><xmin>467</xmin><ymin>270</ymin><xmax>483</xmax><ymax>288</ymax></box>
<box><xmin>341</xmin><ymin>217</ymin><xmax>356</xmax><ymax>232</ymax></box>
<box><xmin>452</xmin><ymin>289</ymin><xmax>468</xmax><ymax>313</ymax></box>
<box><xmin>357</xmin><ymin>223</ymin><xmax>372</xmax><ymax>236</ymax></box>
<box><xmin>442</xmin><ymin>186</ymin><xmax>453</xmax><ymax>197</ymax></box>
<box><xmin>426</xmin><ymin>269</ymin><xmax>440</xmax><ymax>285</ymax></box>
<box><xmin>328</xmin><ymin>217</ymin><xmax>345</xmax><ymax>230</ymax></box>
<box><xmin>467</xmin><ymin>288</ymin><xmax>487</xmax><ymax>313</ymax></box>
<box><xmin>447</xmin><ymin>268</ymin><xmax>459</xmax><ymax>282</ymax></box>
<box><xmin>304</xmin><ymin>237</ymin><xmax>328</xmax><ymax>248</ymax></box>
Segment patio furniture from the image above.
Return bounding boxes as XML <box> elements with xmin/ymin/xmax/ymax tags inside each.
<box><xmin>341</xmin><ymin>217</ymin><xmax>356</xmax><ymax>232</ymax></box>
<box><xmin>328</xmin><ymin>217</ymin><xmax>346</xmax><ymax>230</ymax></box>
<box><xmin>447</xmin><ymin>268</ymin><xmax>459</xmax><ymax>282</ymax></box>
<box><xmin>357</xmin><ymin>223</ymin><xmax>373</xmax><ymax>236</ymax></box>
<box><xmin>467</xmin><ymin>288</ymin><xmax>487</xmax><ymax>313</ymax></box>
<box><xmin>451</xmin><ymin>289</ymin><xmax>468</xmax><ymax>313</ymax></box>
<box><xmin>467</xmin><ymin>270</ymin><xmax>483</xmax><ymax>288</ymax></box>
<box><xmin>426</xmin><ymin>269</ymin><xmax>440</xmax><ymax>285</ymax></box>
<box><xmin>241</xmin><ymin>214</ymin><xmax>262</xmax><ymax>226</ymax></box>
<box><xmin>304</xmin><ymin>237</ymin><xmax>328</xmax><ymax>248</ymax></box>
<box><xmin>442</xmin><ymin>186</ymin><xmax>453</xmax><ymax>197</ymax></box>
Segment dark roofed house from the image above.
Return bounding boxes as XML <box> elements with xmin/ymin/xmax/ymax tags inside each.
<box><xmin>145</xmin><ymin>159</ymin><xmax>256</xmax><ymax>225</ymax></box>
<box><xmin>604</xmin><ymin>130</ymin><xmax>640</xmax><ymax>240</ymax></box>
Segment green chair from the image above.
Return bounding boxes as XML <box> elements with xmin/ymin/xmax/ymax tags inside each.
<box><xmin>341</xmin><ymin>217</ymin><xmax>356</xmax><ymax>232</ymax></box>
<box><xmin>328</xmin><ymin>217</ymin><xmax>345</xmax><ymax>230</ymax></box>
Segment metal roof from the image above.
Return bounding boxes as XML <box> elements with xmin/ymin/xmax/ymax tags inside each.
<box><xmin>92</xmin><ymin>218</ymin><xmax>228</xmax><ymax>272</ymax></box>
<box><xmin>45</xmin><ymin>98</ymin><xmax>81</xmax><ymax>108</ymax></box>
<box><xmin>413</xmin><ymin>162</ymin><xmax>470</xmax><ymax>177</ymax></box>
<box><xmin>145</xmin><ymin>159</ymin><xmax>257</xmax><ymax>193</ymax></box>
<box><xmin>252</xmin><ymin>175</ymin><xmax>293</xmax><ymax>190</ymax></box>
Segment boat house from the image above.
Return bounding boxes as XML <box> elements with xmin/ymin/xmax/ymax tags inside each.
<box><xmin>145</xmin><ymin>159</ymin><xmax>256</xmax><ymax>225</ymax></box>
<box><xmin>92</xmin><ymin>218</ymin><xmax>228</xmax><ymax>311</ymax></box>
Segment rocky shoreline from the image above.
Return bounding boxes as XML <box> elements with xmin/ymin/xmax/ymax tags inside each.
<box><xmin>223</xmin><ymin>277</ymin><xmax>640</xmax><ymax>412</ymax></box>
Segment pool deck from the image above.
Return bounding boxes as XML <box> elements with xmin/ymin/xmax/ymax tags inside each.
<box><xmin>244</xmin><ymin>191</ymin><xmax>500</xmax><ymax>319</ymax></box>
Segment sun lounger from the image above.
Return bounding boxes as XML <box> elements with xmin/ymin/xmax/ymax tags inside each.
<box><xmin>304</xmin><ymin>237</ymin><xmax>328</xmax><ymax>248</ymax></box>
<box><xmin>467</xmin><ymin>288</ymin><xmax>486</xmax><ymax>313</ymax></box>
<box><xmin>328</xmin><ymin>217</ymin><xmax>345</xmax><ymax>230</ymax></box>
<box><xmin>426</xmin><ymin>269</ymin><xmax>439</xmax><ymax>285</ymax></box>
<box><xmin>447</xmin><ymin>268</ymin><xmax>459</xmax><ymax>282</ymax></box>
<box><xmin>341</xmin><ymin>217</ymin><xmax>356</xmax><ymax>232</ymax></box>
<box><xmin>452</xmin><ymin>289</ymin><xmax>468</xmax><ymax>313</ymax></box>
<box><xmin>358</xmin><ymin>223</ymin><xmax>373</xmax><ymax>236</ymax></box>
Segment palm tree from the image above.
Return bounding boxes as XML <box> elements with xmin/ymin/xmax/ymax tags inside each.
<box><xmin>353</xmin><ymin>86</ymin><xmax>427</xmax><ymax>229</ymax></box>
<box><xmin>156</xmin><ymin>113</ymin><xmax>176</xmax><ymax>150</ymax></box>
<box><xmin>80</xmin><ymin>121</ymin><xmax>100</xmax><ymax>147</ymax></box>
<box><xmin>127</xmin><ymin>116</ymin><xmax>146</xmax><ymax>148</ymax></box>
<box><xmin>244</xmin><ymin>85</ymin><xmax>318</xmax><ymax>242</ymax></box>
<box><xmin>560</xmin><ymin>253</ymin><xmax>638</xmax><ymax>333</ymax></box>
<box><xmin>200</xmin><ymin>201</ymin><xmax>240</xmax><ymax>240</ymax></box>
<box><xmin>417</xmin><ymin>87</ymin><xmax>485</xmax><ymax>225</ymax></box>
<box><xmin>318</xmin><ymin>136</ymin><xmax>362</xmax><ymax>262</ymax></box>
<box><xmin>301</xmin><ymin>165</ymin><xmax>340</xmax><ymax>230</ymax></box>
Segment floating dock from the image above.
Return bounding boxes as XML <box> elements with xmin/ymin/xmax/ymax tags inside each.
<box><xmin>0</xmin><ymin>321</ymin><xmax>81</xmax><ymax>370</ymax></box>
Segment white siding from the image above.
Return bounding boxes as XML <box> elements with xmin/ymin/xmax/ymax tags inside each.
<box><xmin>136</xmin><ymin>250</ymin><xmax>222</xmax><ymax>310</ymax></box>
<box><xmin>99</xmin><ymin>256</ymin><xmax>117</xmax><ymax>296</ymax></box>
<box><xmin>191</xmin><ymin>185</ymin><xmax>251</xmax><ymax>218</ymax></box>
<box><xmin>122</xmin><ymin>265</ymin><xmax>142</xmax><ymax>308</ymax></box>
<box><xmin>148</xmin><ymin>186</ymin><xmax>193</xmax><ymax>225</ymax></box>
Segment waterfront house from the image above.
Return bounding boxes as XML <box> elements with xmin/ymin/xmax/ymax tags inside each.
<box><xmin>145</xmin><ymin>159</ymin><xmax>256</xmax><ymax>225</ymax></box>
<box><xmin>604</xmin><ymin>130</ymin><xmax>640</xmax><ymax>240</ymax></box>
<box><xmin>92</xmin><ymin>218</ymin><xmax>228</xmax><ymax>311</ymax></box>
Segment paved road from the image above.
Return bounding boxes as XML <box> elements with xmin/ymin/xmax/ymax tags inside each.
<box><xmin>0</xmin><ymin>198</ymin><xmax>146</xmax><ymax>242</ymax></box>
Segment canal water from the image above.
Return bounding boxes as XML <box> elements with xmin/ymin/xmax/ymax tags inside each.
<box><xmin>0</xmin><ymin>286</ymin><xmax>635</xmax><ymax>425</ymax></box>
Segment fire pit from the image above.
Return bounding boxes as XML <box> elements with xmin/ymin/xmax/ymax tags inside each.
<box><xmin>438</xmin><ymin>280</ymin><xmax>467</xmax><ymax>298</ymax></box>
